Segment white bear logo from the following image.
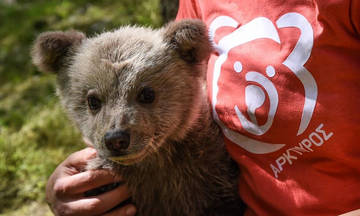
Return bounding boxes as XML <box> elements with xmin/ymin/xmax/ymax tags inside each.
<box><xmin>209</xmin><ymin>13</ymin><xmax>318</xmax><ymax>154</ymax></box>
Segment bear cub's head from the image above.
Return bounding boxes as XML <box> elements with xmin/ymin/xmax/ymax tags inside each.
<box><xmin>32</xmin><ymin>20</ymin><xmax>212</xmax><ymax>165</ymax></box>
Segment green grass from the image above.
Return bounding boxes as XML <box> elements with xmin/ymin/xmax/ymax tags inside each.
<box><xmin>0</xmin><ymin>0</ymin><xmax>163</xmax><ymax>214</ymax></box>
<box><xmin>0</xmin><ymin>75</ymin><xmax>83</xmax><ymax>213</ymax></box>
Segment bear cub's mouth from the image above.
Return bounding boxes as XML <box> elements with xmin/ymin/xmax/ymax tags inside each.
<box><xmin>108</xmin><ymin>148</ymin><xmax>149</xmax><ymax>166</ymax></box>
<box><xmin>104</xmin><ymin>129</ymin><xmax>147</xmax><ymax>165</ymax></box>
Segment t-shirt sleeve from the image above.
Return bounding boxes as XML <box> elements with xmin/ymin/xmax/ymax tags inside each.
<box><xmin>176</xmin><ymin>0</ymin><xmax>200</xmax><ymax>20</ymax></box>
<box><xmin>351</xmin><ymin>0</ymin><xmax>360</xmax><ymax>35</ymax></box>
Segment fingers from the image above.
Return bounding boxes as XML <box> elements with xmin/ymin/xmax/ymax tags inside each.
<box><xmin>54</xmin><ymin>169</ymin><xmax>121</xmax><ymax>196</ymax></box>
<box><xmin>103</xmin><ymin>204</ymin><xmax>137</xmax><ymax>216</ymax></box>
<box><xmin>61</xmin><ymin>184</ymin><xmax>131</xmax><ymax>216</ymax></box>
<box><xmin>46</xmin><ymin>147</ymin><xmax>135</xmax><ymax>216</ymax></box>
<box><xmin>65</xmin><ymin>147</ymin><xmax>97</xmax><ymax>168</ymax></box>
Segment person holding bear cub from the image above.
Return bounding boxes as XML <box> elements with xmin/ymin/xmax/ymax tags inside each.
<box><xmin>44</xmin><ymin>0</ymin><xmax>360</xmax><ymax>215</ymax></box>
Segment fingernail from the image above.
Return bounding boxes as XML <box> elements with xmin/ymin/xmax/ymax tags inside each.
<box><xmin>126</xmin><ymin>206</ymin><xmax>137</xmax><ymax>216</ymax></box>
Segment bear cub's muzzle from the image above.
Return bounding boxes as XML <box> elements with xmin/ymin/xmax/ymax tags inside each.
<box><xmin>104</xmin><ymin>129</ymin><xmax>131</xmax><ymax>154</ymax></box>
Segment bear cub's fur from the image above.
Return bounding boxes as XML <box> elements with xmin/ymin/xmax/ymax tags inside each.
<box><xmin>32</xmin><ymin>19</ymin><xmax>243</xmax><ymax>216</ymax></box>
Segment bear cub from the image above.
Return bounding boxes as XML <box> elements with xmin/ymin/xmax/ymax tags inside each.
<box><xmin>32</xmin><ymin>19</ymin><xmax>244</xmax><ymax>216</ymax></box>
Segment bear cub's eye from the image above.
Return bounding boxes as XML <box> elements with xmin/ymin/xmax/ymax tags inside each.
<box><xmin>137</xmin><ymin>87</ymin><xmax>155</xmax><ymax>104</ymax></box>
<box><xmin>87</xmin><ymin>95</ymin><xmax>102</xmax><ymax>111</ymax></box>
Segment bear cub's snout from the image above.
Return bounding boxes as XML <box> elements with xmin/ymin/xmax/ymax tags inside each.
<box><xmin>104</xmin><ymin>129</ymin><xmax>131</xmax><ymax>154</ymax></box>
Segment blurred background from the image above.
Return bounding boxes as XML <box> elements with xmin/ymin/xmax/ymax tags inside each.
<box><xmin>0</xmin><ymin>0</ymin><xmax>178</xmax><ymax>215</ymax></box>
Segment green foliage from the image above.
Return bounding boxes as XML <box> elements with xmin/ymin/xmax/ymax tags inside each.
<box><xmin>0</xmin><ymin>98</ymin><xmax>83</xmax><ymax>211</ymax></box>
<box><xmin>0</xmin><ymin>75</ymin><xmax>84</xmax><ymax>213</ymax></box>
<box><xmin>0</xmin><ymin>0</ymin><xmax>162</xmax><ymax>85</ymax></box>
<box><xmin>0</xmin><ymin>0</ymin><xmax>162</xmax><ymax>214</ymax></box>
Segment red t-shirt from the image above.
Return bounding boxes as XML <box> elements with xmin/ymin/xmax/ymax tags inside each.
<box><xmin>177</xmin><ymin>0</ymin><xmax>360</xmax><ymax>215</ymax></box>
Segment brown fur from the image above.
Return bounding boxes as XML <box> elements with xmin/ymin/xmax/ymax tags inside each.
<box><xmin>32</xmin><ymin>19</ymin><xmax>244</xmax><ymax>216</ymax></box>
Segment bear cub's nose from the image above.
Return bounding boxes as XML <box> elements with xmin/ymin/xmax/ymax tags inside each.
<box><xmin>104</xmin><ymin>130</ymin><xmax>130</xmax><ymax>153</ymax></box>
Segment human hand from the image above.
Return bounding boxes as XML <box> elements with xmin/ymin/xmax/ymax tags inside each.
<box><xmin>46</xmin><ymin>147</ymin><xmax>136</xmax><ymax>216</ymax></box>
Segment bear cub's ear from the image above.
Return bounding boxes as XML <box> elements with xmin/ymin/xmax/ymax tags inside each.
<box><xmin>31</xmin><ymin>30</ymin><xmax>85</xmax><ymax>74</ymax></box>
<box><xmin>164</xmin><ymin>19</ymin><xmax>212</xmax><ymax>64</ymax></box>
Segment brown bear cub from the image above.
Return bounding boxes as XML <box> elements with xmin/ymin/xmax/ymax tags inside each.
<box><xmin>32</xmin><ymin>19</ymin><xmax>244</xmax><ymax>216</ymax></box>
